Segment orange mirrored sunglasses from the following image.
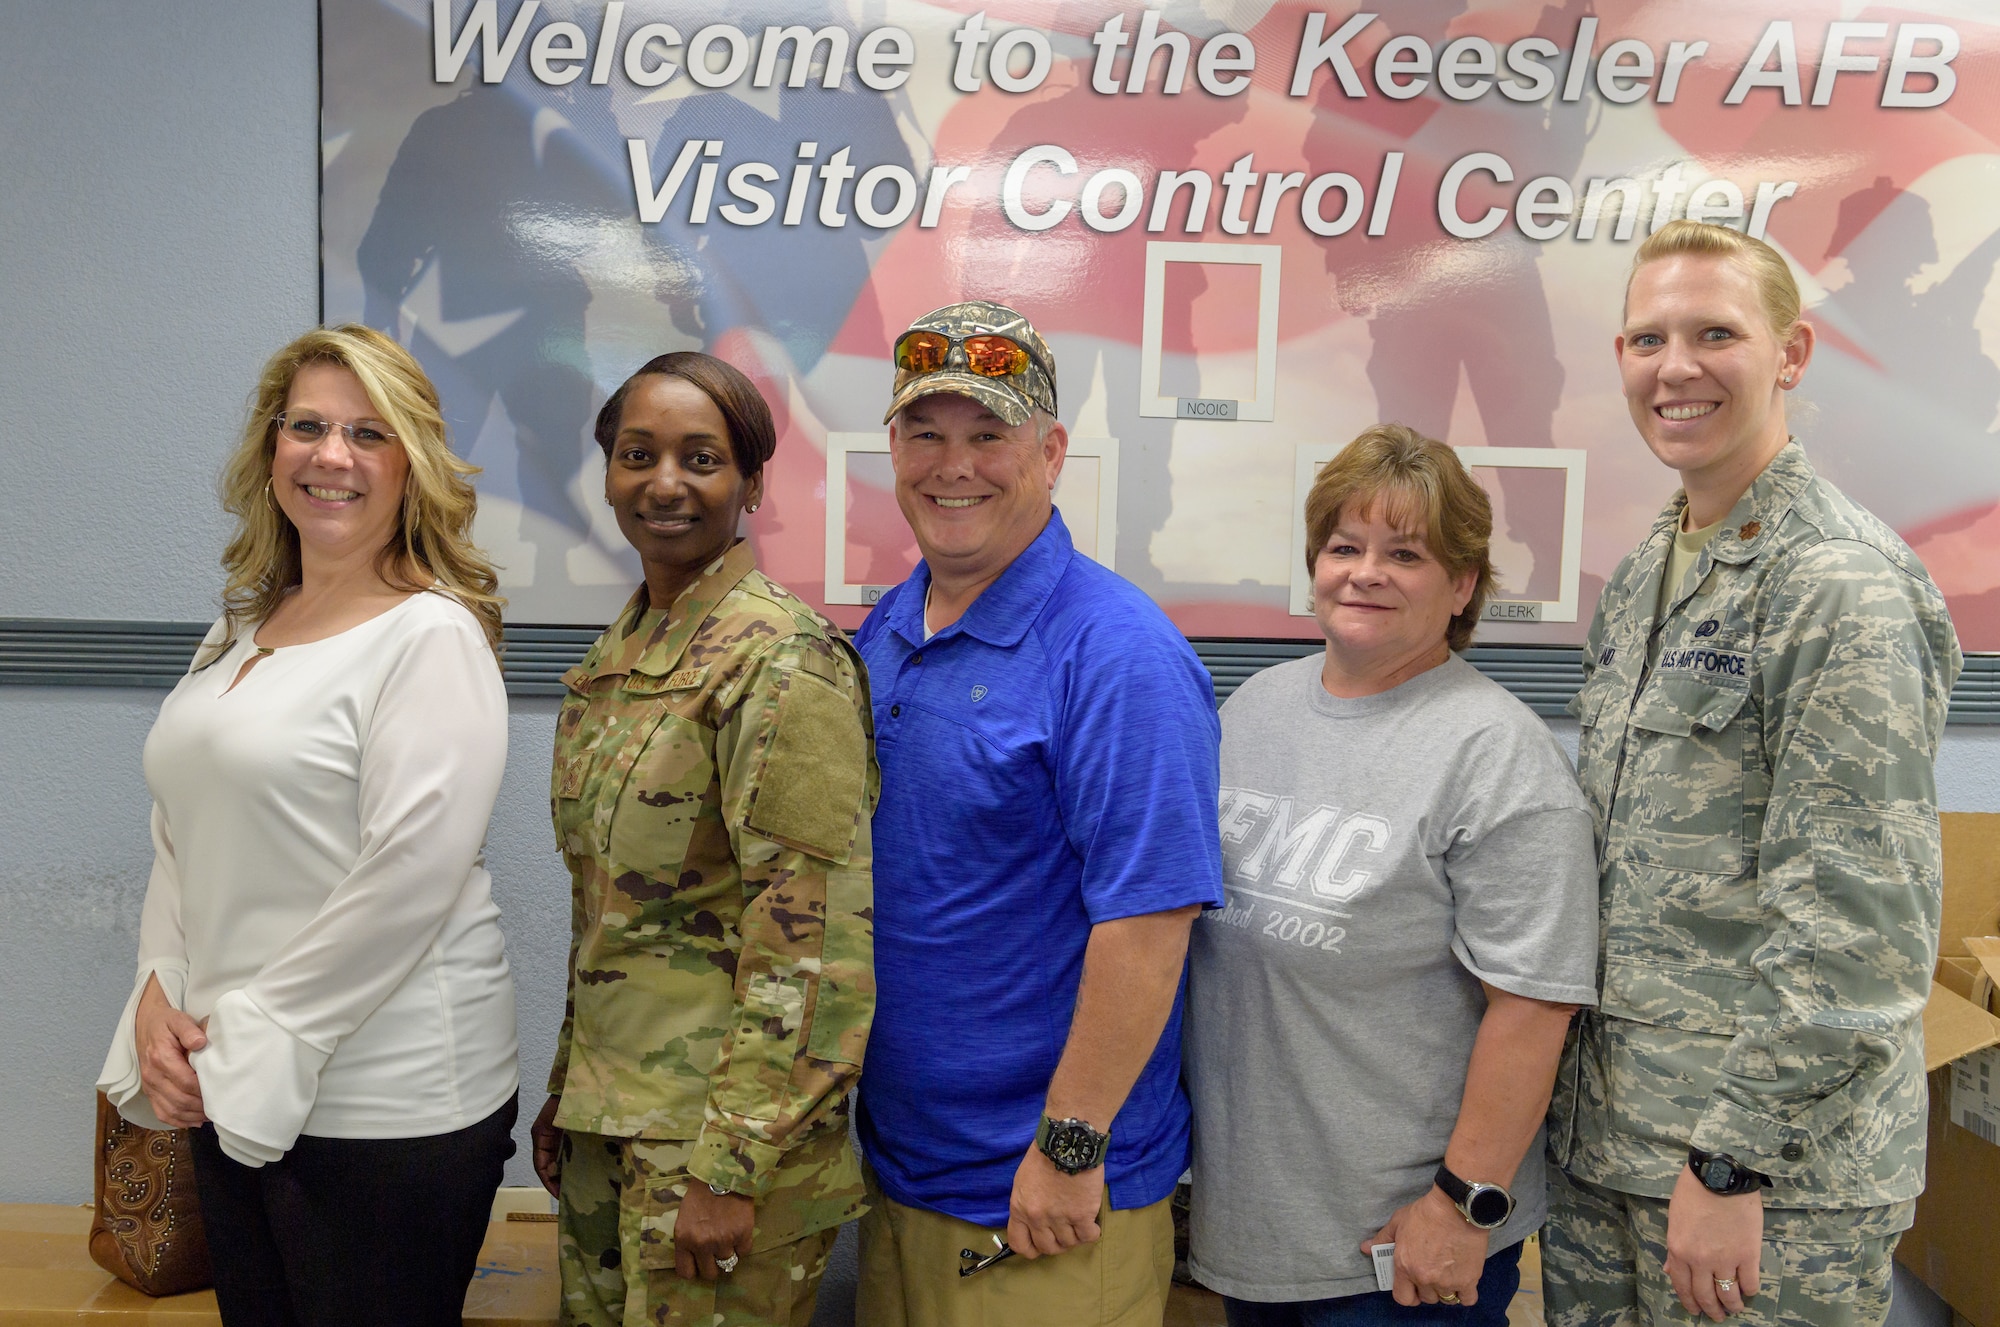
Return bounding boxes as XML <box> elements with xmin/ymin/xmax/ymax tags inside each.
<box><xmin>893</xmin><ymin>330</ymin><xmax>1032</xmax><ymax>379</ymax></box>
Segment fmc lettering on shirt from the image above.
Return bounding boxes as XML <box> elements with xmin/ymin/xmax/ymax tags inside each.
<box><xmin>1216</xmin><ymin>789</ymin><xmax>1390</xmax><ymax>911</ymax></box>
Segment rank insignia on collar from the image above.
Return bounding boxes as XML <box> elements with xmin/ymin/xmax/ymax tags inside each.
<box><xmin>1737</xmin><ymin>520</ymin><xmax>1762</xmax><ymax>539</ymax></box>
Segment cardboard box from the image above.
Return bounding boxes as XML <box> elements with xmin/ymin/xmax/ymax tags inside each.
<box><xmin>1897</xmin><ymin>813</ymin><xmax>2000</xmax><ymax>1327</ymax></box>
<box><xmin>1968</xmin><ymin>936</ymin><xmax>2000</xmax><ymax>1016</ymax></box>
<box><xmin>1939</xmin><ymin>817</ymin><xmax>2000</xmax><ymax>958</ymax></box>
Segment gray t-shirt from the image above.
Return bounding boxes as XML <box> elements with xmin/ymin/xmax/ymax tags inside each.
<box><xmin>1185</xmin><ymin>653</ymin><xmax>1600</xmax><ymax>1303</ymax></box>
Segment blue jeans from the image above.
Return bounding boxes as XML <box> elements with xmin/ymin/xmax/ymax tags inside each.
<box><xmin>1222</xmin><ymin>1239</ymin><xmax>1523</xmax><ymax>1327</ymax></box>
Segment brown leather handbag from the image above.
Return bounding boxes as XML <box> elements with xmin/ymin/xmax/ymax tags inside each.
<box><xmin>89</xmin><ymin>1092</ymin><xmax>212</xmax><ymax>1296</ymax></box>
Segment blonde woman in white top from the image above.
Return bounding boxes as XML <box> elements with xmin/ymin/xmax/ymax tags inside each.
<box><xmin>97</xmin><ymin>325</ymin><xmax>518</xmax><ymax>1327</ymax></box>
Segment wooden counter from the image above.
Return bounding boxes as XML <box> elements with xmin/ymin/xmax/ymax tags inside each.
<box><xmin>0</xmin><ymin>1205</ymin><xmax>558</xmax><ymax>1325</ymax></box>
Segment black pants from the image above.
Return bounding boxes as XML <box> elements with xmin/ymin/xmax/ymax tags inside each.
<box><xmin>188</xmin><ymin>1094</ymin><xmax>518</xmax><ymax>1327</ymax></box>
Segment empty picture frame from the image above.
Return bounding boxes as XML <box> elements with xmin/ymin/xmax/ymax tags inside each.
<box><xmin>1288</xmin><ymin>444</ymin><xmax>1587</xmax><ymax>623</ymax></box>
<box><xmin>1139</xmin><ymin>242</ymin><xmax>1282</xmax><ymax>423</ymax></box>
<box><xmin>822</xmin><ymin>432</ymin><xmax>1121</xmax><ymax>605</ymax></box>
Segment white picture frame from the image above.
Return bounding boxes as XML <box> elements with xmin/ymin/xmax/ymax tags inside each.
<box><xmin>1139</xmin><ymin>241</ymin><xmax>1282</xmax><ymax>423</ymax></box>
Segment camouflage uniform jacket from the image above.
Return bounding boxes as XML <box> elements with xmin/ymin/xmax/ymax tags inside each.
<box><xmin>549</xmin><ymin>541</ymin><xmax>878</xmax><ymax>1202</ymax></box>
<box><xmin>1551</xmin><ymin>442</ymin><xmax>1961</xmax><ymax>1209</ymax></box>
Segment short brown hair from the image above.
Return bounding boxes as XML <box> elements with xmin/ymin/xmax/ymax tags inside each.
<box><xmin>594</xmin><ymin>351</ymin><xmax>777</xmax><ymax>478</ymax></box>
<box><xmin>1302</xmin><ymin>424</ymin><xmax>1496</xmax><ymax>652</ymax></box>
<box><xmin>1628</xmin><ymin>219</ymin><xmax>1803</xmax><ymax>342</ymax></box>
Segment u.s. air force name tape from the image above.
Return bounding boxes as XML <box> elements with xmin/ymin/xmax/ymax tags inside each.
<box><xmin>1657</xmin><ymin>646</ymin><xmax>1749</xmax><ymax>679</ymax></box>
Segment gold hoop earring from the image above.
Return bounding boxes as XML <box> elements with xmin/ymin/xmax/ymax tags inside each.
<box><xmin>264</xmin><ymin>479</ymin><xmax>279</xmax><ymax>514</ymax></box>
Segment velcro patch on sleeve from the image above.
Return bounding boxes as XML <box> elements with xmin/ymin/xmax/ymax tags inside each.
<box><xmin>554</xmin><ymin>752</ymin><xmax>589</xmax><ymax>799</ymax></box>
<box><xmin>743</xmin><ymin>668</ymin><xmax>868</xmax><ymax>863</ymax></box>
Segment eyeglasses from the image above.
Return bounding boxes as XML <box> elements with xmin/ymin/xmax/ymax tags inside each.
<box><xmin>272</xmin><ymin>414</ymin><xmax>399</xmax><ymax>447</ymax></box>
<box><xmin>894</xmin><ymin>330</ymin><xmax>1032</xmax><ymax>379</ymax></box>
<box><xmin>958</xmin><ymin>1240</ymin><xmax>1015</xmax><ymax>1278</ymax></box>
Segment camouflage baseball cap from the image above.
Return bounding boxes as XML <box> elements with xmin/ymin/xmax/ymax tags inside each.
<box><xmin>882</xmin><ymin>300</ymin><xmax>1058</xmax><ymax>428</ymax></box>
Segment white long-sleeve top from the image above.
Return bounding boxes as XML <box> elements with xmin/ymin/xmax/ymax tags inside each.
<box><xmin>97</xmin><ymin>592</ymin><xmax>519</xmax><ymax>1166</ymax></box>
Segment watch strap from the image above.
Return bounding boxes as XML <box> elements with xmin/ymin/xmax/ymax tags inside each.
<box><xmin>1687</xmin><ymin>1148</ymin><xmax>1770</xmax><ymax>1196</ymax></box>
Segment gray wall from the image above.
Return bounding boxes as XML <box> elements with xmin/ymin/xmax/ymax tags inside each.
<box><xmin>0</xmin><ymin>0</ymin><xmax>557</xmax><ymax>1197</ymax></box>
<box><xmin>3</xmin><ymin>1</ymin><xmax>1998</xmax><ymax>1251</ymax></box>
<box><xmin>0</xmin><ymin>1</ymin><xmax>314</xmax><ymax>622</ymax></box>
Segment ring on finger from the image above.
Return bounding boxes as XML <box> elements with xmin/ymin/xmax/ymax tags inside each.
<box><xmin>1714</xmin><ymin>1277</ymin><xmax>1736</xmax><ymax>1293</ymax></box>
<box><xmin>1439</xmin><ymin>1291</ymin><xmax>1461</xmax><ymax>1305</ymax></box>
<box><xmin>717</xmin><ymin>1254</ymin><xmax>739</xmax><ymax>1273</ymax></box>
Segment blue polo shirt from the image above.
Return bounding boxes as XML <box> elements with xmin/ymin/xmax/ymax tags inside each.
<box><xmin>853</xmin><ymin>509</ymin><xmax>1223</xmax><ymax>1226</ymax></box>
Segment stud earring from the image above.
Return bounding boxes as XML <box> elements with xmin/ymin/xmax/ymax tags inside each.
<box><xmin>747</xmin><ymin>503</ymin><xmax>760</xmax><ymax>514</ymax></box>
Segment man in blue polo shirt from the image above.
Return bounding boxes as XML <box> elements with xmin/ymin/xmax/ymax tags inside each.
<box><xmin>852</xmin><ymin>299</ymin><xmax>1223</xmax><ymax>1326</ymax></box>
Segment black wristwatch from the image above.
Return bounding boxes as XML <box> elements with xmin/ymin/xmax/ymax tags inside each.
<box><xmin>1036</xmin><ymin>1116</ymin><xmax>1110</xmax><ymax>1175</ymax></box>
<box><xmin>1688</xmin><ymin>1149</ymin><xmax>1771</xmax><ymax>1196</ymax></box>
<box><xmin>1433</xmin><ymin>1163</ymin><xmax>1515</xmax><ymax>1230</ymax></box>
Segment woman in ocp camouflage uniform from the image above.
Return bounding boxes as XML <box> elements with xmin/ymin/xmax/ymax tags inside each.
<box><xmin>1542</xmin><ymin>221</ymin><xmax>1961</xmax><ymax>1327</ymax></box>
<box><xmin>530</xmin><ymin>352</ymin><xmax>877</xmax><ymax>1327</ymax></box>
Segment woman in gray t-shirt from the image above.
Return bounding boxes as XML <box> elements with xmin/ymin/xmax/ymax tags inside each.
<box><xmin>1185</xmin><ymin>424</ymin><xmax>1600</xmax><ymax>1325</ymax></box>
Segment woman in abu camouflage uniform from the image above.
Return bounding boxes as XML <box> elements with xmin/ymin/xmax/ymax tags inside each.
<box><xmin>531</xmin><ymin>353</ymin><xmax>877</xmax><ymax>1327</ymax></box>
<box><xmin>1543</xmin><ymin>222</ymin><xmax>1961</xmax><ymax>1326</ymax></box>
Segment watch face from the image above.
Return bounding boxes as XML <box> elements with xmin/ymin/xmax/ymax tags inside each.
<box><xmin>1700</xmin><ymin>1159</ymin><xmax>1734</xmax><ymax>1191</ymax></box>
<box><xmin>1046</xmin><ymin>1123</ymin><xmax>1102</xmax><ymax>1172</ymax></box>
<box><xmin>1466</xmin><ymin>1186</ymin><xmax>1512</xmax><ymax>1227</ymax></box>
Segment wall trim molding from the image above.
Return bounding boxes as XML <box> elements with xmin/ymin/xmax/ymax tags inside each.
<box><xmin>2</xmin><ymin>618</ymin><xmax>1994</xmax><ymax>721</ymax></box>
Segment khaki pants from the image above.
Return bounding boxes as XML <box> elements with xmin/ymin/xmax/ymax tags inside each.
<box><xmin>856</xmin><ymin>1175</ymin><xmax>1174</xmax><ymax>1327</ymax></box>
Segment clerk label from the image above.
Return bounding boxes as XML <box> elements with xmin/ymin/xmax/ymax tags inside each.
<box><xmin>1657</xmin><ymin>646</ymin><xmax>1749</xmax><ymax>679</ymax></box>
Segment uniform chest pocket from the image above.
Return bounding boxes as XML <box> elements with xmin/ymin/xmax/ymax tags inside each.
<box><xmin>1614</xmin><ymin>676</ymin><xmax>1751</xmax><ymax>875</ymax></box>
<box><xmin>608</xmin><ymin>709</ymin><xmax>718</xmax><ymax>883</ymax></box>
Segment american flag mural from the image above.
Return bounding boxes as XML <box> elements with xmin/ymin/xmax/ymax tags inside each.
<box><xmin>324</xmin><ymin>1</ymin><xmax>2000</xmax><ymax>649</ymax></box>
